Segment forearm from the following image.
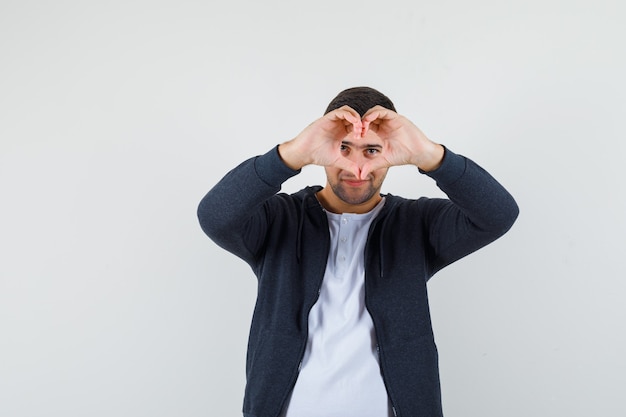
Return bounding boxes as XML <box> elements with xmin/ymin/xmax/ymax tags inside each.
<box><xmin>412</xmin><ymin>142</ymin><xmax>445</xmax><ymax>172</ymax></box>
<box><xmin>277</xmin><ymin>139</ymin><xmax>308</xmax><ymax>171</ymax></box>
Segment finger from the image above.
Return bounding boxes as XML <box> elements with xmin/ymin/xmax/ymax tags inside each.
<box><xmin>362</xmin><ymin>107</ymin><xmax>391</xmax><ymax>136</ymax></box>
<box><xmin>329</xmin><ymin>106</ymin><xmax>361</xmax><ymax>124</ymax></box>
<box><xmin>362</xmin><ymin>106</ymin><xmax>394</xmax><ymax>123</ymax></box>
<box><xmin>329</xmin><ymin>106</ymin><xmax>363</xmax><ymax>138</ymax></box>
<box><xmin>360</xmin><ymin>158</ymin><xmax>389</xmax><ymax>180</ymax></box>
<box><xmin>341</xmin><ymin>120</ymin><xmax>363</xmax><ymax>139</ymax></box>
<box><xmin>353</xmin><ymin>122</ymin><xmax>362</xmax><ymax>139</ymax></box>
<box><xmin>363</xmin><ymin>119</ymin><xmax>380</xmax><ymax>134</ymax></box>
<box><xmin>364</xmin><ymin>104</ymin><xmax>396</xmax><ymax>117</ymax></box>
<box><xmin>333</xmin><ymin>157</ymin><xmax>360</xmax><ymax>179</ymax></box>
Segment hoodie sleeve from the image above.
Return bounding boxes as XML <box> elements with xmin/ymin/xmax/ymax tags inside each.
<box><xmin>197</xmin><ymin>146</ymin><xmax>300</xmax><ymax>266</ymax></box>
<box><xmin>419</xmin><ymin>147</ymin><xmax>519</xmax><ymax>274</ymax></box>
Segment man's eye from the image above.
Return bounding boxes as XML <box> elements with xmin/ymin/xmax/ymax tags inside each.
<box><xmin>366</xmin><ymin>148</ymin><xmax>379</xmax><ymax>155</ymax></box>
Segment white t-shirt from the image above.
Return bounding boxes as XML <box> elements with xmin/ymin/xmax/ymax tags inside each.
<box><xmin>282</xmin><ymin>199</ymin><xmax>392</xmax><ymax>417</ymax></box>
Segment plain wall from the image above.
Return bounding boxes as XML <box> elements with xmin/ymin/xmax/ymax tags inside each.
<box><xmin>1</xmin><ymin>0</ymin><xmax>625</xmax><ymax>416</ymax></box>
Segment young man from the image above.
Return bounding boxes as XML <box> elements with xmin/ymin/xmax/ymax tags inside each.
<box><xmin>198</xmin><ymin>87</ymin><xmax>519</xmax><ymax>417</ymax></box>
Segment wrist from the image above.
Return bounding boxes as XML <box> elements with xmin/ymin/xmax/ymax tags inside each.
<box><xmin>278</xmin><ymin>140</ymin><xmax>308</xmax><ymax>171</ymax></box>
<box><xmin>413</xmin><ymin>143</ymin><xmax>445</xmax><ymax>172</ymax></box>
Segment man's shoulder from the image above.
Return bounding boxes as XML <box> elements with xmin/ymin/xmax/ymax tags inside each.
<box><xmin>291</xmin><ymin>185</ymin><xmax>323</xmax><ymax>199</ymax></box>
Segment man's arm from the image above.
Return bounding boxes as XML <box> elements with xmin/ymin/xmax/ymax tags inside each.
<box><xmin>197</xmin><ymin>147</ymin><xmax>299</xmax><ymax>266</ymax></box>
<box><xmin>359</xmin><ymin>105</ymin><xmax>446</xmax><ymax>176</ymax></box>
<box><xmin>277</xmin><ymin>105</ymin><xmax>365</xmax><ymax>174</ymax></box>
<box><xmin>419</xmin><ymin>147</ymin><xmax>519</xmax><ymax>274</ymax></box>
<box><xmin>358</xmin><ymin>106</ymin><xmax>518</xmax><ymax>271</ymax></box>
<box><xmin>198</xmin><ymin>105</ymin><xmax>366</xmax><ymax>264</ymax></box>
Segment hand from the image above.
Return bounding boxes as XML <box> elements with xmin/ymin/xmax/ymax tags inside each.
<box><xmin>359</xmin><ymin>106</ymin><xmax>444</xmax><ymax>179</ymax></box>
<box><xmin>279</xmin><ymin>106</ymin><xmax>364</xmax><ymax>178</ymax></box>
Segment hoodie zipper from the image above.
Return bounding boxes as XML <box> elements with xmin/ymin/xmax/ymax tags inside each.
<box><xmin>367</xmin><ymin>203</ymin><xmax>400</xmax><ymax>417</ymax></box>
<box><xmin>275</xmin><ymin>205</ymin><xmax>330</xmax><ymax>417</ymax></box>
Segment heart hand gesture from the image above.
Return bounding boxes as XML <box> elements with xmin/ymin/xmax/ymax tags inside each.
<box><xmin>359</xmin><ymin>106</ymin><xmax>444</xmax><ymax>179</ymax></box>
<box><xmin>279</xmin><ymin>105</ymin><xmax>444</xmax><ymax>180</ymax></box>
<box><xmin>278</xmin><ymin>105</ymin><xmax>365</xmax><ymax>178</ymax></box>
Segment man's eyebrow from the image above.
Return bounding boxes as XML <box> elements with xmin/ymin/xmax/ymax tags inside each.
<box><xmin>341</xmin><ymin>141</ymin><xmax>383</xmax><ymax>149</ymax></box>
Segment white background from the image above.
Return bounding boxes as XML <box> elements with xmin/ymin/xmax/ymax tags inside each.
<box><xmin>1</xmin><ymin>0</ymin><xmax>625</xmax><ymax>416</ymax></box>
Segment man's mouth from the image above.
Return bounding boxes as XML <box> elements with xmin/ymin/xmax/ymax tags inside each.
<box><xmin>342</xmin><ymin>178</ymin><xmax>368</xmax><ymax>187</ymax></box>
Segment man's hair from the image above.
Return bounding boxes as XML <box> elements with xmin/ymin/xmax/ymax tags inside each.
<box><xmin>324</xmin><ymin>86</ymin><xmax>396</xmax><ymax>117</ymax></box>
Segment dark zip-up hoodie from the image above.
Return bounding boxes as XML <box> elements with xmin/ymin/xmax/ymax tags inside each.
<box><xmin>198</xmin><ymin>146</ymin><xmax>519</xmax><ymax>417</ymax></box>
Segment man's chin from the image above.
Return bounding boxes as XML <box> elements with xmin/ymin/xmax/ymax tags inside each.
<box><xmin>336</xmin><ymin>190</ymin><xmax>375</xmax><ymax>206</ymax></box>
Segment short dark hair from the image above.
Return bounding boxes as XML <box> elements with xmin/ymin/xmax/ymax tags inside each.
<box><xmin>324</xmin><ymin>86</ymin><xmax>396</xmax><ymax>117</ymax></box>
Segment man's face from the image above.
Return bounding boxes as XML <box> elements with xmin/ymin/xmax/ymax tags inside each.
<box><xmin>323</xmin><ymin>130</ymin><xmax>388</xmax><ymax>210</ymax></box>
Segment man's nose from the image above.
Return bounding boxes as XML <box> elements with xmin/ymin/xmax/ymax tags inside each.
<box><xmin>346</xmin><ymin>151</ymin><xmax>367</xmax><ymax>166</ymax></box>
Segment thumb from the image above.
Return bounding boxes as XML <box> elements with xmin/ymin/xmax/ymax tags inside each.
<box><xmin>333</xmin><ymin>156</ymin><xmax>361</xmax><ymax>180</ymax></box>
<box><xmin>359</xmin><ymin>159</ymin><xmax>388</xmax><ymax>180</ymax></box>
